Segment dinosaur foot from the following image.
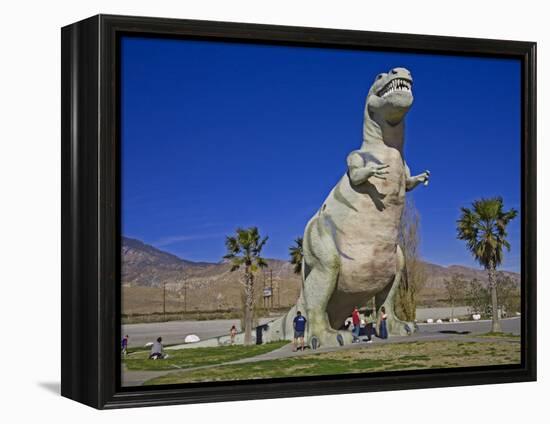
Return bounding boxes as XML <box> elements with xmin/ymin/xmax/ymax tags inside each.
<box><xmin>310</xmin><ymin>329</ymin><xmax>353</xmax><ymax>349</ymax></box>
<box><xmin>387</xmin><ymin>317</ymin><xmax>417</xmax><ymax>336</ymax></box>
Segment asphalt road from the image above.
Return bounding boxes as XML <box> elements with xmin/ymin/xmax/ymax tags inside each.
<box><xmin>123</xmin><ymin>318</ymin><xmax>273</xmax><ymax>348</ymax></box>
<box><xmin>123</xmin><ymin>314</ymin><xmax>520</xmax><ymax>348</ymax></box>
<box><xmin>417</xmin><ymin>316</ymin><xmax>520</xmax><ymax>335</ymax></box>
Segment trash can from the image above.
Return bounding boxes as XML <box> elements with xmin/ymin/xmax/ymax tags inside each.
<box><xmin>255</xmin><ymin>324</ymin><xmax>269</xmax><ymax>345</ymax></box>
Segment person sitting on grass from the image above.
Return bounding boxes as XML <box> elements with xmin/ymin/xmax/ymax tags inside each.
<box><xmin>149</xmin><ymin>337</ymin><xmax>165</xmax><ymax>360</ymax></box>
<box><xmin>293</xmin><ymin>311</ymin><xmax>307</xmax><ymax>352</ymax></box>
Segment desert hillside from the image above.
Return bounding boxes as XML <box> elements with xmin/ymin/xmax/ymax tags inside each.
<box><xmin>121</xmin><ymin>236</ymin><xmax>519</xmax><ymax>315</ymax></box>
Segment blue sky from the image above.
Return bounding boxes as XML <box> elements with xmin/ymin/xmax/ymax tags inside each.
<box><xmin>121</xmin><ymin>36</ymin><xmax>521</xmax><ymax>272</ymax></box>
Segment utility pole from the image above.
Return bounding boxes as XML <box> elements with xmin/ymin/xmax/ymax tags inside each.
<box><xmin>262</xmin><ymin>270</ymin><xmax>269</xmax><ymax>310</ymax></box>
<box><xmin>163</xmin><ymin>282</ymin><xmax>166</xmax><ymax>321</ymax></box>
<box><xmin>270</xmin><ymin>269</ymin><xmax>273</xmax><ymax>309</ymax></box>
<box><xmin>184</xmin><ymin>279</ymin><xmax>187</xmax><ymax>313</ymax></box>
<box><xmin>277</xmin><ymin>272</ymin><xmax>280</xmax><ymax>308</ymax></box>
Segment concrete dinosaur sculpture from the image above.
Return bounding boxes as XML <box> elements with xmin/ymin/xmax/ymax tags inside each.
<box><xmin>169</xmin><ymin>67</ymin><xmax>429</xmax><ymax>351</ymax></box>
<box><xmin>265</xmin><ymin>67</ymin><xmax>430</xmax><ymax>348</ymax></box>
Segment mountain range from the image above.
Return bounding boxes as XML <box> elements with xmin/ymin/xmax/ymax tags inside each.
<box><xmin>121</xmin><ymin>236</ymin><xmax>520</xmax><ymax>315</ymax></box>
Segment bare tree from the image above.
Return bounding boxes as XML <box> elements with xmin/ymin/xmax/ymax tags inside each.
<box><xmin>396</xmin><ymin>198</ymin><xmax>425</xmax><ymax>321</ymax></box>
<box><xmin>443</xmin><ymin>274</ymin><xmax>467</xmax><ymax>321</ymax></box>
<box><xmin>496</xmin><ymin>272</ymin><xmax>521</xmax><ymax>318</ymax></box>
<box><xmin>465</xmin><ymin>278</ymin><xmax>490</xmax><ymax>316</ymax></box>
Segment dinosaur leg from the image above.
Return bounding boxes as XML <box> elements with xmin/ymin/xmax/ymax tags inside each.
<box><xmin>375</xmin><ymin>245</ymin><xmax>416</xmax><ymax>336</ymax></box>
<box><xmin>301</xmin><ymin>215</ymin><xmax>353</xmax><ymax>348</ymax></box>
<box><xmin>303</xmin><ymin>266</ymin><xmax>352</xmax><ymax>347</ymax></box>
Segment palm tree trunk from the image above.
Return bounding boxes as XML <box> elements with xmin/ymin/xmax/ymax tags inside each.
<box><xmin>488</xmin><ymin>263</ymin><xmax>501</xmax><ymax>333</ymax></box>
<box><xmin>243</xmin><ymin>269</ymin><xmax>254</xmax><ymax>345</ymax></box>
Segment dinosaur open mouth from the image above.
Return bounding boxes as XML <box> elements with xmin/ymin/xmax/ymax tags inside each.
<box><xmin>377</xmin><ymin>78</ymin><xmax>412</xmax><ymax>98</ymax></box>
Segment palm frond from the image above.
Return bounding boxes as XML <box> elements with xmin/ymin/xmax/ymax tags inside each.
<box><xmin>456</xmin><ymin>197</ymin><xmax>517</xmax><ymax>270</ymax></box>
<box><xmin>289</xmin><ymin>237</ymin><xmax>304</xmax><ymax>275</ymax></box>
<box><xmin>229</xmin><ymin>257</ymin><xmax>245</xmax><ymax>272</ymax></box>
<box><xmin>224</xmin><ymin>235</ymin><xmax>241</xmax><ymax>255</ymax></box>
<box><xmin>257</xmin><ymin>257</ymin><xmax>268</xmax><ymax>269</ymax></box>
<box><xmin>223</xmin><ymin>226</ymin><xmax>269</xmax><ymax>273</ymax></box>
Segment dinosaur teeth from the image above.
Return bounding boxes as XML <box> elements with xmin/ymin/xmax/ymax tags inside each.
<box><xmin>379</xmin><ymin>78</ymin><xmax>412</xmax><ymax>97</ymax></box>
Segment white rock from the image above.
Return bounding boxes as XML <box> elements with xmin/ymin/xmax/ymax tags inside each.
<box><xmin>426</xmin><ymin>318</ymin><xmax>434</xmax><ymax>324</ymax></box>
<box><xmin>436</xmin><ymin>319</ymin><xmax>443</xmax><ymax>324</ymax></box>
<box><xmin>184</xmin><ymin>334</ymin><xmax>201</xmax><ymax>343</ymax></box>
<box><xmin>472</xmin><ymin>314</ymin><xmax>481</xmax><ymax>321</ymax></box>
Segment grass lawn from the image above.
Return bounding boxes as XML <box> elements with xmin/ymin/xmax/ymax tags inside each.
<box><xmin>123</xmin><ymin>341</ymin><xmax>287</xmax><ymax>371</ymax></box>
<box><xmin>144</xmin><ymin>338</ymin><xmax>520</xmax><ymax>385</ymax></box>
<box><xmin>475</xmin><ymin>332</ymin><xmax>520</xmax><ymax>339</ymax></box>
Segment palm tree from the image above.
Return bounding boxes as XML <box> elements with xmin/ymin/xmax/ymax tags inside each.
<box><xmin>289</xmin><ymin>237</ymin><xmax>304</xmax><ymax>275</ymax></box>
<box><xmin>223</xmin><ymin>227</ymin><xmax>268</xmax><ymax>345</ymax></box>
<box><xmin>457</xmin><ymin>197</ymin><xmax>517</xmax><ymax>332</ymax></box>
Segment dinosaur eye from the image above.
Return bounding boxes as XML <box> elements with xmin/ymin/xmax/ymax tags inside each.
<box><xmin>376</xmin><ymin>73</ymin><xmax>384</xmax><ymax>80</ymax></box>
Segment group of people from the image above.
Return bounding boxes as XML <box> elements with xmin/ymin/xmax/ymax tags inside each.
<box><xmin>350</xmin><ymin>306</ymin><xmax>388</xmax><ymax>342</ymax></box>
<box><xmin>121</xmin><ymin>306</ymin><xmax>388</xmax><ymax>359</ymax></box>
<box><xmin>291</xmin><ymin>306</ymin><xmax>389</xmax><ymax>351</ymax></box>
<box><xmin>121</xmin><ymin>334</ymin><xmax>167</xmax><ymax>360</ymax></box>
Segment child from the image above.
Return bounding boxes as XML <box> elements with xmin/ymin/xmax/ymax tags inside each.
<box><xmin>121</xmin><ymin>335</ymin><xmax>129</xmax><ymax>356</ymax></box>
<box><xmin>230</xmin><ymin>325</ymin><xmax>237</xmax><ymax>345</ymax></box>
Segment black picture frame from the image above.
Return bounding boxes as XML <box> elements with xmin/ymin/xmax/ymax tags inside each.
<box><xmin>61</xmin><ymin>14</ymin><xmax>537</xmax><ymax>409</ymax></box>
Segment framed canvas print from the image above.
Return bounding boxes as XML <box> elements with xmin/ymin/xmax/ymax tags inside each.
<box><xmin>61</xmin><ymin>14</ymin><xmax>536</xmax><ymax>409</ymax></box>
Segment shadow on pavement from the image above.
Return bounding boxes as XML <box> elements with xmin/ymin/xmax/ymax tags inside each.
<box><xmin>438</xmin><ymin>330</ymin><xmax>471</xmax><ymax>335</ymax></box>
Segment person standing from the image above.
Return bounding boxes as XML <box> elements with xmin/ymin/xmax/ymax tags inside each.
<box><xmin>230</xmin><ymin>325</ymin><xmax>237</xmax><ymax>345</ymax></box>
<box><xmin>293</xmin><ymin>311</ymin><xmax>307</xmax><ymax>352</ymax></box>
<box><xmin>378</xmin><ymin>306</ymin><xmax>388</xmax><ymax>339</ymax></box>
<box><xmin>351</xmin><ymin>307</ymin><xmax>361</xmax><ymax>343</ymax></box>
<box><xmin>121</xmin><ymin>334</ymin><xmax>129</xmax><ymax>356</ymax></box>
<box><xmin>364</xmin><ymin>312</ymin><xmax>375</xmax><ymax>342</ymax></box>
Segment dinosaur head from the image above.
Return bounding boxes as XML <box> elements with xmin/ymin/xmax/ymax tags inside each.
<box><xmin>365</xmin><ymin>67</ymin><xmax>413</xmax><ymax>127</ymax></box>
